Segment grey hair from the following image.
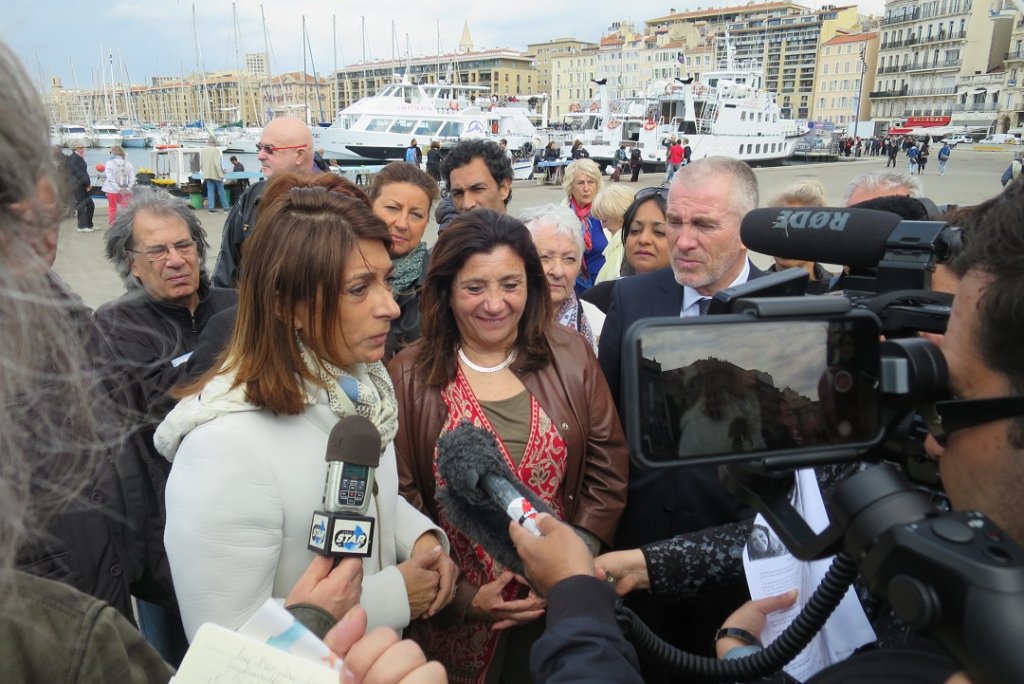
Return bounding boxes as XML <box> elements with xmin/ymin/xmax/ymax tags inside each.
<box><xmin>519</xmin><ymin>203</ymin><xmax>585</xmax><ymax>258</ymax></box>
<box><xmin>105</xmin><ymin>187</ymin><xmax>210</xmax><ymax>289</ymax></box>
<box><xmin>842</xmin><ymin>170</ymin><xmax>923</xmax><ymax>206</ymax></box>
<box><xmin>0</xmin><ymin>41</ymin><xmax>115</xmax><ymax>570</ymax></box>
<box><xmin>673</xmin><ymin>156</ymin><xmax>759</xmax><ymax>216</ymax></box>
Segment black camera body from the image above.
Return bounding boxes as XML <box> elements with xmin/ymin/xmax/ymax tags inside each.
<box><xmin>618</xmin><ymin>207</ymin><xmax>1024</xmax><ymax>683</ymax></box>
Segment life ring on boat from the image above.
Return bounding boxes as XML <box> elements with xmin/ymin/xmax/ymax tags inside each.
<box><xmin>643</xmin><ymin>118</ymin><xmax>657</xmax><ymax>131</ymax></box>
<box><xmin>692</xmin><ymin>84</ymin><xmax>707</xmax><ymax>97</ymax></box>
<box><xmin>589</xmin><ymin>102</ymin><xmax>599</xmax><ymax>112</ymax></box>
<box><xmin>569</xmin><ymin>103</ymin><xmax>581</xmax><ymax>113</ymax></box>
<box><xmin>607</xmin><ymin>119</ymin><xmax>621</xmax><ymax>130</ymax></box>
<box><xmin>664</xmin><ymin>83</ymin><xmax>675</xmax><ymax>95</ymax></box>
<box><xmin>449</xmin><ymin>101</ymin><xmax>459</xmax><ymax>111</ymax></box>
<box><xmin>155</xmin><ymin>144</ymin><xmax>179</xmax><ymax>150</ymax></box>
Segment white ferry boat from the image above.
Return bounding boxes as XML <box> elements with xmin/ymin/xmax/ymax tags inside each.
<box><xmin>313</xmin><ymin>77</ymin><xmax>549</xmax><ymax>166</ymax></box>
<box><xmin>563</xmin><ymin>40</ymin><xmax>802</xmax><ymax>171</ymax></box>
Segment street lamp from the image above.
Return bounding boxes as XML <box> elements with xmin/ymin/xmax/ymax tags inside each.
<box><xmin>852</xmin><ymin>46</ymin><xmax>867</xmax><ymax>145</ymax></box>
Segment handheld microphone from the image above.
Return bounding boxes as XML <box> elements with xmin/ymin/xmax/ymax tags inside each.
<box><xmin>435</xmin><ymin>421</ymin><xmax>558</xmax><ymax>575</ymax></box>
<box><xmin>741</xmin><ymin>207</ymin><xmax>903</xmax><ymax>268</ymax></box>
<box><xmin>307</xmin><ymin>415</ymin><xmax>381</xmax><ymax>558</ymax></box>
<box><xmin>470</xmin><ymin>470</ymin><xmax>542</xmax><ymax>536</ymax></box>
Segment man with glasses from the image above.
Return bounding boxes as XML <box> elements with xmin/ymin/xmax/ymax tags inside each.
<box><xmin>212</xmin><ymin>116</ymin><xmax>315</xmax><ymax>287</ymax></box>
<box><xmin>922</xmin><ymin>181</ymin><xmax>1024</xmax><ymax>553</ymax></box>
<box><xmin>95</xmin><ymin>187</ymin><xmax>238</xmax><ymax>665</ymax></box>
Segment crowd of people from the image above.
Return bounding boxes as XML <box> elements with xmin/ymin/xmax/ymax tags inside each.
<box><xmin>6</xmin><ymin>34</ymin><xmax>1024</xmax><ymax>684</ymax></box>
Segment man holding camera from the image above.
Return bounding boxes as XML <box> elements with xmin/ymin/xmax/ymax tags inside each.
<box><xmin>516</xmin><ymin>182</ymin><xmax>1024</xmax><ymax>684</ymax></box>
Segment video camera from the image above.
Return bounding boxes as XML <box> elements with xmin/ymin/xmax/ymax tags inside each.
<box><xmin>616</xmin><ymin>207</ymin><xmax>1024</xmax><ymax>683</ymax></box>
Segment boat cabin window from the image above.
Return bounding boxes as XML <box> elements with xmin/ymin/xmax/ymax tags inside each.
<box><xmin>415</xmin><ymin>120</ymin><xmax>444</xmax><ymax>136</ymax></box>
<box><xmin>438</xmin><ymin>121</ymin><xmax>463</xmax><ymax>138</ymax></box>
<box><xmin>389</xmin><ymin>119</ymin><xmax>417</xmax><ymax>135</ymax></box>
<box><xmin>185</xmin><ymin>151</ymin><xmax>201</xmax><ymax>174</ymax></box>
<box><xmin>366</xmin><ymin>118</ymin><xmax>391</xmax><ymax>133</ymax></box>
<box><xmin>706</xmin><ymin>78</ymin><xmax>718</xmax><ymax>87</ymax></box>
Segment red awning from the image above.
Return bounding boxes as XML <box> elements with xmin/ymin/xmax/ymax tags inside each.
<box><xmin>888</xmin><ymin>127</ymin><xmax>913</xmax><ymax>135</ymax></box>
<box><xmin>903</xmin><ymin>116</ymin><xmax>951</xmax><ymax>127</ymax></box>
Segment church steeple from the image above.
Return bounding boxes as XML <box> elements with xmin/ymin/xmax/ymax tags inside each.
<box><xmin>459</xmin><ymin>20</ymin><xmax>473</xmax><ymax>53</ymax></box>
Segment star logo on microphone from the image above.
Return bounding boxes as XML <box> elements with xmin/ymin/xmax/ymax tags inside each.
<box><xmin>334</xmin><ymin>524</ymin><xmax>369</xmax><ymax>551</ymax></box>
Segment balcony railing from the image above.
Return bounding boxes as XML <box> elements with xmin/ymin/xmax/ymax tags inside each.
<box><xmin>1006</xmin><ymin>51</ymin><xmax>1024</xmax><ymax>62</ymax></box>
<box><xmin>952</xmin><ymin>102</ymin><xmax>999</xmax><ymax>112</ymax></box>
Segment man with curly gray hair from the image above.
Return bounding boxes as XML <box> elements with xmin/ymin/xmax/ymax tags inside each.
<box><xmin>95</xmin><ymin>187</ymin><xmax>237</xmax><ymax>662</ymax></box>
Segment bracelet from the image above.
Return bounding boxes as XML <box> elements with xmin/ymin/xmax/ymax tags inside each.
<box><xmin>714</xmin><ymin>627</ymin><xmax>762</xmax><ymax>649</ymax></box>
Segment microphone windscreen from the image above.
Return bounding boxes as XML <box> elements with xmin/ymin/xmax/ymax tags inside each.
<box><xmin>435</xmin><ymin>421</ymin><xmax>556</xmax><ymax>575</ymax></box>
<box><xmin>741</xmin><ymin>207</ymin><xmax>903</xmax><ymax>268</ymax></box>
<box><xmin>325</xmin><ymin>415</ymin><xmax>382</xmax><ymax>467</ymax></box>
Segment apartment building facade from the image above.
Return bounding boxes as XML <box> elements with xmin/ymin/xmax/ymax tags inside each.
<box><xmin>812</xmin><ymin>32</ymin><xmax>880</xmax><ymax>127</ymax></box>
<box><xmin>869</xmin><ymin>0</ymin><xmax>1012</xmax><ymax>131</ymax></box>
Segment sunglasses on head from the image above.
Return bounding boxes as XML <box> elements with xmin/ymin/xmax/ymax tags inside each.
<box><xmin>255</xmin><ymin>142</ymin><xmax>307</xmax><ymax>155</ymax></box>
<box><xmin>921</xmin><ymin>395</ymin><xmax>1024</xmax><ymax>447</ymax></box>
<box><xmin>634</xmin><ymin>186</ymin><xmax>669</xmax><ymax>202</ymax></box>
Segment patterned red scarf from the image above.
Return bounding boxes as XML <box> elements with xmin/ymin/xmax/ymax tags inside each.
<box><xmin>406</xmin><ymin>369</ymin><xmax>567</xmax><ymax>683</ymax></box>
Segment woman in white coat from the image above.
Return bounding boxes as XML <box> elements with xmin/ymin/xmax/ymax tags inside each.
<box><xmin>156</xmin><ymin>172</ymin><xmax>457</xmax><ymax>641</ymax></box>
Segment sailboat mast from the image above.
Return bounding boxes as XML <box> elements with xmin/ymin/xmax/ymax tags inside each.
<box><xmin>302</xmin><ymin>15</ymin><xmax>309</xmax><ymax>125</ymax></box>
<box><xmin>192</xmin><ymin>3</ymin><xmax>212</xmax><ymax>126</ymax></box>
<box><xmin>260</xmin><ymin>4</ymin><xmax>273</xmax><ymax>124</ymax></box>
<box><xmin>333</xmin><ymin>15</ymin><xmax>338</xmax><ymax>116</ymax></box>
<box><xmin>233</xmin><ymin>2</ymin><xmax>243</xmax><ymax>126</ymax></box>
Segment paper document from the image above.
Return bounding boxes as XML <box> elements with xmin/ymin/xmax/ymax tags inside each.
<box><xmin>171</xmin><ymin>599</ymin><xmax>342</xmax><ymax>683</ymax></box>
<box><xmin>742</xmin><ymin>468</ymin><xmax>876</xmax><ymax>682</ymax></box>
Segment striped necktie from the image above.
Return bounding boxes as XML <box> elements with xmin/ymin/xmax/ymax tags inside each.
<box><xmin>698</xmin><ymin>297</ymin><xmax>711</xmax><ymax>316</ymax></box>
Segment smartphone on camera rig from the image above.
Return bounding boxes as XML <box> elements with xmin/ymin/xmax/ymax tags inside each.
<box><xmin>620</xmin><ymin>296</ymin><xmax>1024</xmax><ymax>683</ymax></box>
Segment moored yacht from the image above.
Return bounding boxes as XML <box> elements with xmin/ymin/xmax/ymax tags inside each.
<box><xmin>91</xmin><ymin>123</ymin><xmax>123</xmax><ymax>148</ymax></box>
<box><xmin>314</xmin><ymin>77</ymin><xmax>548</xmax><ymax>166</ymax></box>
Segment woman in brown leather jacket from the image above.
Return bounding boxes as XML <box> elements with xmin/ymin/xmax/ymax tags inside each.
<box><xmin>388</xmin><ymin>209</ymin><xmax>628</xmax><ymax>684</ymax></box>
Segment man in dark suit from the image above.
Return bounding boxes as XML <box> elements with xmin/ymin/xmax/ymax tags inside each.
<box><xmin>598</xmin><ymin>156</ymin><xmax>763</xmax><ymax>664</ymax></box>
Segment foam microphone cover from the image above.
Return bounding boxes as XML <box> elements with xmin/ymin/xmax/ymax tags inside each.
<box><xmin>435</xmin><ymin>421</ymin><xmax>556</xmax><ymax>575</ymax></box>
<box><xmin>741</xmin><ymin>207</ymin><xmax>903</xmax><ymax>268</ymax></box>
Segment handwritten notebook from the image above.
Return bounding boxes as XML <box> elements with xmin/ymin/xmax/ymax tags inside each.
<box><xmin>171</xmin><ymin>600</ymin><xmax>342</xmax><ymax>684</ymax></box>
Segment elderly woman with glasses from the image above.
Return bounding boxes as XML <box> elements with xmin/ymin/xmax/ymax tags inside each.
<box><xmin>156</xmin><ymin>173</ymin><xmax>456</xmax><ymax>641</ymax></box>
<box><xmin>521</xmin><ymin>203</ymin><xmax>606</xmax><ymax>352</ymax></box>
<box><xmin>388</xmin><ymin>209</ymin><xmax>627</xmax><ymax>683</ymax></box>
<box><xmin>561</xmin><ymin>158</ymin><xmax>606</xmax><ymax>293</ymax></box>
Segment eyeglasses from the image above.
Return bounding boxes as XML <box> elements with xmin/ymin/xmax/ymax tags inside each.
<box><xmin>255</xmin><ymin>142</ymin><xmax>308</xmax><ymax>155</ymax></box>
<box><xmin>920</xmin><ymin>395</ymin><xmax>1024</xmax><ymax>447</ymax></box>
<box><xmin>634</xmin><ymin>186</ymin><xmax>669</xmax><ymax>202</ymax></box>
<box><xmin>129</xmin><ymin>239</ymin><xmax>197</xmax><ymax>263</ymax></box>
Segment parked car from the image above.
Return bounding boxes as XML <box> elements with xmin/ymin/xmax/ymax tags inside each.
<box><xmin>941</xmin><ymin>134</ymin><xmax>973</xmax><ymax>146</ymax></box>
<box><xmin>979</xmin><ymin>134</ymin><xmax>1019</xmax><ymax>145</ymax></box>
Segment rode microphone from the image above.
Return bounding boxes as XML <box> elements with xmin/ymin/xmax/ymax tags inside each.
<box><xmin>741</xmin><ymin>207</ymin><xmax>904</xmax><ymax>268</ymax></box>
<box><xmin>435</xmin><ymin>421</ymin><xmax>558</xmax><ymax>575</ymax></box>
<box><xmin>308</xmin><ymin>415</ymin><xmax>381</xmax><ymax>558</ymax></box>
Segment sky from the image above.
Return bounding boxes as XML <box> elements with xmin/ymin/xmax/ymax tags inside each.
<box><xmin>640</xmin><ymin>320</ymin><xmax>828</xmax><ymax>397</ymax></box>
<box><xmin>4</xmin><ymin>0</ymin><xmax>886</xmax><ymax>91</ymax></box>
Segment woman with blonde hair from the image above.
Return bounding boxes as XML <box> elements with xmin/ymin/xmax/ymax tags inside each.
<box><xmin>589</xmin><ymin>184</ymin><xmax>635</xmax><ymax>284</ymax></box>
<box><xmin>101</xmin><ymin>143</ymin><xmax>135</xmax><ymax>224</ymax></box>
<box><xmin>562</xmin><ymin>158</ymin><xmax>606</xmax><ymax>292</ymax></box>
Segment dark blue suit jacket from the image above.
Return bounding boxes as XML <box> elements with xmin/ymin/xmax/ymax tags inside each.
<box><xmin>598</xmin><ymin>263</ymin><xmax>763</xmax><ymax>549</ymax></box>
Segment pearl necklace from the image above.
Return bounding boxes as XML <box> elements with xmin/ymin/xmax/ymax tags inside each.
<box><xmin>457</xmin><ymin>345</ymin><xmax>518</xmax><ymax>374</ymax></box>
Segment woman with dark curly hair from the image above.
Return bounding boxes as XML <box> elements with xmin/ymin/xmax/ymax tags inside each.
<box><xmin>388</xmin><ymin>208</ymin><xmax>628</xmax><ymax>683</ymax></box>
